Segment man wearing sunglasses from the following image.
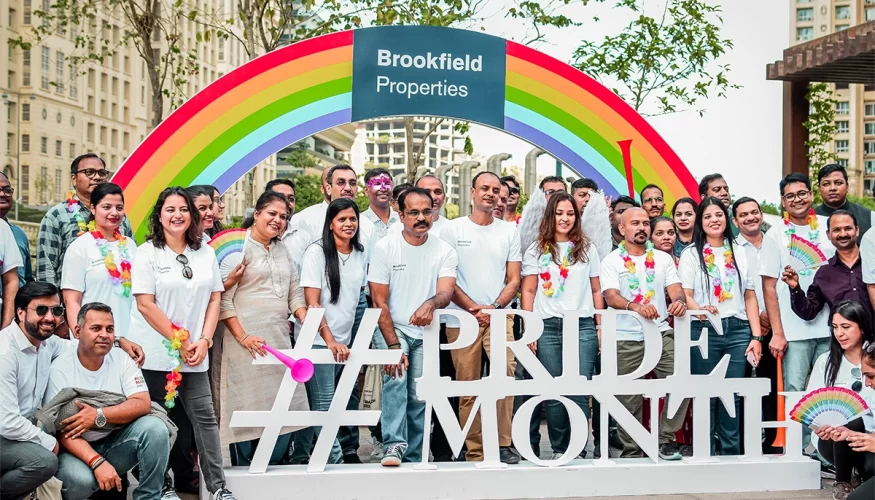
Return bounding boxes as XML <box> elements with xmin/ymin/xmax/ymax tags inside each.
<box><xmin>500</xmin><ymin>176</ymin><xmax>521</xmax><ymax>225</ymax></box>
<box><xmin>36</xmin><ymin>154</ymin><xmax>133</xmax><ymax>289</ymax></box>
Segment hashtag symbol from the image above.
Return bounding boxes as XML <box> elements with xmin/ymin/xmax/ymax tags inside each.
<box><xmin>229</xmin><ymin>308</ymin><xmax>401</xmax><ymax>473</ymax></box>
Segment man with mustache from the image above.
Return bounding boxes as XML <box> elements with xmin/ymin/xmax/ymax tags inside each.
<box><xmin>600</xmin><ymin>207</ymin><xmax>690</xmax><ymax>460</ymax></box>
<box><xmin>814</xmin><ymin>164</ymin><xmax>874</xmax><ymax>243</ymax></box>
<box><xmin>571</xmin><ymin>178</ymin><xmax>598</xmax><ymax>214</ymax></box>
<box><xmin>36</xmin><ymin>154</ymin><xmax>132</xmax><ymax>287</ymax></box>
<box><xmin>500</xmin><ymin>176</ymin><xmax>522</xmax><ymax>224</ymax></box>
<box><xmin>492</xmin><ymin>182</ymin><xmax>510</xmax><ymax>220</ymax></box>
<box><xmin>442</xmin><ymin>171</ymin><xmax>522</xmax><ymax>464</ymax></box>
<box><xmin>361</xmin><ymin>168</ymin><xmax>398</xmax><ymax>239</ymax></box>
<box><xmin>640</xmin><ymin>184</ymin><xmax>666</xmax><ymax>218</ymax></box>
<box><xmin>369</xmin><ymin>187</ymin><xmax>457</xmax><ymax>466</ymax></box>
<box><xmin>787</xmin><ymin>210</ymin><xmax>871</xmax><ymax>322</ymax></box>
<box><xmin>0</xmin><ymin>282</ymin><xmax>69</xmax><ymax>499</ymax></box>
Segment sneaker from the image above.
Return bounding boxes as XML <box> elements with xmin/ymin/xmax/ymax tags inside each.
<box><xmin>832</xmin><ymin>481</ymin><xmax>853</xmax><ymax>500</ymax></box>
<box><xmin>821</xmin><ymin>461</ymin><xmax>837</xmax><ymax>480</ymax></box>
<box><xmin>211</xmin><ymin>488</ymin><xmax>238</xmax><ymax>500</ymax></box>
<box><xmin>500</xmin><ymin>446</ymin><xmax>520</xmax><ymax>464</ymax></box>
<box><xmin>161</xmin><ymin>478</ymin><xmax>181</xmax><ymax>500</ymax></box>
<box><xmin>658</xmin><ymin>442</ymin><xmax>681</xmax><ymax>461</ymax></box>
<box><xmin>550</xmin><ymin>452</ymin><xmax>565</xmax><ymax>460</ymax></box>
<box><xmin>370</xmin><ymin>437</ymin><xmax>384</xmax><ymax>461</ymax></box>
<box><xmin>381</xmin><ymin>444</ymin><xmax>405</xmax><ymax>466</ymax></box>
<box><xmin>678</xmin><ymin>444</ymin><xmax>693</xmax><ymax>458</ymax></box>
<box><xmin>343</xmin><ymin>453</ymin><xmax>362</xmax><ymax>464</ymax></box>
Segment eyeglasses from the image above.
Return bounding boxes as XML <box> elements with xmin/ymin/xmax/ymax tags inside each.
<box><xmin>29</xmin><ymin>305</ymin><xmax>65</xmax><ymax>317</ymax></box>
<box><xmin>176</xmin><ymin>254</ymin><xmax>193</xmax><ymax>280</ymax></box>
<box><xmin>782</xmin><ymin>190</ymin><xmax>811</xmax><ymax>202</ymax></box>
<box><xmin>0</xmin><ymin>187</ymin><xmax>13</xmax><ymax>195</ymax></box>
<box><xmin>75</xmin><ymin>168</ymin><xmax>110</xmax><ymax>179</ymax></box>
<box><xmin>213</xmin><ymin>197</ymin><xmax>225</xmax><ymax>208</ymax></box>
<box><xmin>404</xmin><ymin>209</ymin><xmax>434</xmax><ymax>219</ymax></box>
<box><xmin>644</xmin><ymin>197</ymin><xmax>664</xmax><ymax>204</ymax></box>
<box><xmin>334</xmin><ymin>179</ymin><xmax>357</xmax><ymax>188</ymax></box>
<box><xmin>508</xmin><ymin>187</ymin><xmax>520</xmax><ymax>195</ymax></box>
<box><xmin>864</xmin><ymin>341</ymin><xmax>875</xmax><ymax>354</ymax></box>
<box><xmin>544</xmin><ymin>189</ymin><xmax>564</xmax><ymax>197</ymax></box>
<box><xmin>852</xmin><ymin>367</ymin><xmax>863</xmax><ymax>392</ymax></box>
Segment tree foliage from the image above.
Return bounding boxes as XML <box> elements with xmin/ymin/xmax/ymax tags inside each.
<box><xmin>573</xmin><ymin>0</ymin><xmax>738</xmax><ymax>116</ymax></box>
<box><xmin>803</xmin><ymin>82</ymin><xmax>839</xmax><ymax>192</ymax></box>
<box><xmin>292</xmin><ymin>174</ymin><xmax>326</xmax><ymax>212</ymax></box>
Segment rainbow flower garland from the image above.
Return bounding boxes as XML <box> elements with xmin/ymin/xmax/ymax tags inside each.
<box><xmin>703</xmin><ymin>240</ymin><xmax>737</xmax><ymax>303</ymax></box>
<box><xmin>66</xmin><ymin>190</ymin><xmax>94</xmax><ymax>236</ymax></box>
<box><xmin>784</xmin><ymin>209</ymin><xmax>819</xmax><ymax>275</ymax></box>
<box><xmin>620</xmin><ymin>241</ymin><xmax>656</xmax><ymax>304</ymax></box>
<box><xmin>538</xmin><ymin>242</ymin><xmax>573</xmax><ymax>298</ymax></box>
<box><xmin>163</xmin><ymin>324</ymin><xmax>190</xmax><ymax>409</ymax></box>
<box><xmin>91</xmin><ymin>229</ymin><xmax>132</xmax><ymax>297</ymax></box>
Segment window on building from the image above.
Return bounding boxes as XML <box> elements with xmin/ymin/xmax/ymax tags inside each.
<box><xmin>836</xmin><ymin>102</ymin><xmax>850</xmax><ymax>114</ymax></box>
<box><xmin>21</xmin><ymin>134</ymin><xmax>29</xmax><ymax>152</ymax></box>
<box><xmin>69</xmin><ymin>61</ymin><xmax>77</xmax><ymax>98</ymax></box>
<box><xmin>20</xmin><ymin>165</ymin><xmax>28</xmax><ymax>204</ymax></box>
<box><xmin>87</xmin><ymin>123</ymin><xmax>94</xmax><ymax>142</ymax></box>
<box><xmin>797</xmin><ymin>8</ymin><xmax>814</xmax><ymax>21</ymax></box>
<box><xmin>867</xmin><ymin>7</ymin><xmax>875</xmax><ymax>21</ymax></box>
<box><xmin>866</xmin><ymin>103</ymin><xmax>875</xmax><ymax>116</ymax></box>
<box><xmin>100</xmin><ymin>126</ymin><xmax>106</xmax><ymax>145</ymax></box>
<box><xmin>22</xmin><ymin>0</ymin><xmax>30</xmax><ymax>24</ymax></box>
<box><xmin>837</xmin><ymin>159</ymin><xmax>849</xmax><ymax>168</ymax></box>
<box><xmin>55</xmin><ymin>51</ymin><xmax>64</xmax><ymax>92</ymax></box>
<box><xmin>21</xmin><ymin>103</ymin><xmax>30</xmax><ymax>121</ymax></box>
<box><xmin>866</xmin><ymin>160</ymin><xmax>875</xmax><ymax>174</ymax></box>
<box><xmin>836</xmin><ymin>120</ymin><xmax>850</xmax><ymax>133</ymax></box>
<box><xmin>22</xmin><ymin>49</ymin><xmax>30</xmax><ymax>86</ymax></box>
<box><xmin>54</xmin><ymin>139</ymin><xmax>61</xmax><ymax>156</ymax></box>
<box><xmin>69</xmin><ymin>142</ymin><xmax>75</xmax><ymax>158</ymax></box>
<box><xmin>797</xmin><ymin>27</ymin><xmax>814</xmax><ymax>41</ymax></box>
<box><xmin>54</xmin><ymin>169</ymin><xmax>60</xmax><ymax>199</ymax></box>
<box><xmin>39</xmin><ymin>167</ymin><xmax>47</xmax><ymax>203</ymax></box>
<box><xmin>40</xmin><ymin>0</ymin><xmax>48</xmax><ymax>27</ymax></box>
<box><xmin>865</xmin><ymin>141</ymin><xmax>875</xmax><ymax>155</ymax></box>
<box><xmin>40</xmin><ymin>136</ymin><xmax>47</xmax><ymax>154</ymax></box>
<box><xmin>835</xmin><ymin>83</ymin><xmax>849</xmax><ymax>90</ymax></box>
<box><xmin>40</xmin><ymin>46</ymin><xmax>49</xmax><ymax>89</ymax></box>
<box><xmin>836</xmin><ymin>5</ymin><xmax>851</xmax><ymax>19</ymax></box>
<box><xmin>866</xmin><ymin>122</ymin><xmax>875</xmax><ymax>135</ymax></box>
<box><xmin>836</xmin><ymin>140</ymin><xmax>849</xmax><ymax>153</ymax></box>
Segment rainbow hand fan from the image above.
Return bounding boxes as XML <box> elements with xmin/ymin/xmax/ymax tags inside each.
<box><xmin>790</xmin><ymin>387</ymin><xmax>869</xmax><ymax>430</ymax></box>
<box><xmin>788</xmin><ymin>234</ymin><xmax>828</xmax><ymax>272</ymax></box>
<box><xmin>208</xmin><ymin>228</ymin><xmax>248</xmax><ymax>267</ymax></box>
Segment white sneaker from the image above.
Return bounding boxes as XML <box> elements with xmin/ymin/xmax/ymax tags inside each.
<box><xmin>160</xmin><ymin>486</ymin><xmax>181</xmax><ymax>500</ymax></box>
<box><xmin>370</xmin><ymin>437</ymin><xmax>384</xmax><ymax>461</ymax></box>
<box><xmin>211</xmin><ymin>488</ymin><xmax>237</xmax><ymax>500</ymax></box>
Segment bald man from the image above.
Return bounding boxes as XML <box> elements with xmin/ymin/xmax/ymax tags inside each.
<box><xmin>599</xmin><ymin>207</ymin><xmax>690</xmax><ymax>461</ymax></box>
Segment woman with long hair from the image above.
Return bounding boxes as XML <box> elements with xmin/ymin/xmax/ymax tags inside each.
<box><xmin>187</xmin><ymin>185</ymin><xmax>216</xmax><ymax>243</ymax></box>
<box><xmin>809</xmin><ymin>301</ymin><xmax>875</xmax><ymax>500</ymax></box>
<box><xmin>128</xmin><ymin>187</ymin><xmax>236</xmax><ymax>500</ymax></box>
<box><xmin>672</xmin><ymin>197</ymin><xmax>698</xmax><ymax>259</ymax></box>
<box><xmin>678</xmin><ymin>196</ymin><xmax>762</xmax><ymax>456</ymax></box>
<box><xmin>651</xmin><ymin>216</ymin><xmax>678</xmax><ymax>265</ymax></box>
<box><xmin>520</xmin><ymin>192</ymin><xmax>603</xmax><ymax>458</ymax></box>
<box><xmin>214</xmin><ymin>191</ymin><xmax>309</xmax><ymax>466</ymax></box>
<box><xmin>299</xmin><ymin>198</ymin><xmax>367</xmax><ymax>463</ymax></box>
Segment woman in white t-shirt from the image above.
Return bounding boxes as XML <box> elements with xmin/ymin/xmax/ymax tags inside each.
<box><xmin>128</xmin><ymin>187</ymin><xmax>236</xmax><ymax>500</ymax></box>
<box><xmin>521</xmin><ymin>192</ymin><xmax>603</xmax><ymax>458</ymax></box>
<box><xmin>62</xmin><ymin>182</ymin><xmax>138</xmax><ymax>337</ymax></box>
<box><xmin>213</xmin><ymin>190</ymin><xmax>308</xmax><ymax>466</ymax></box>
<box><xmin>678</xmin><ymin>196</ymin><xmax>763</xmax><ymax>456</ymax></box>
<box><xmin>807</xmin><ymin>301</ymin><xmax>875</xmax><ymax>499</ymax></box>
<box><xmin>300</xmin><ymin>198</ymin><xmax>367</xmax><ymax>464</ymax></box>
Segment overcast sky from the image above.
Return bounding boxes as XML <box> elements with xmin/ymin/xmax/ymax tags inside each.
<box><xmin>465</xmin><ymin>0</ymin><xmax>789</xmax><ymax>204</ymax></box>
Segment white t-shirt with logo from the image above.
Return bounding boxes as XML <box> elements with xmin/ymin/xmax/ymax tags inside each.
<box><xmin>299</xmin><ymin>243</ymin><xmax>367</xmax><ymax>346</ymax></box>
<box><xmin>522</xmin><ymin>241</ymin><xmax>600</xmax><ymax>320</ymax></box>
<box><xmin>759</xmin><ymin>219</ymin><xmax>835</xmax><ymax>342</ymax></box>
<box><xmin>286</xmin><ymin>201</ymin><xmax>375</xmax><ymax>277</ymax></box>
<box><xmin>440</xmin><ymin>217</ymin><xmax>521</xmax><ymax>328</ymax></box>
<box><xmin>367</xmin><ymin>233</ymin><xmax>458</xmax><ymax>340</ymax></box>
<box><xmin>128</xmin><ymin>242</ymin><xmax>224</xmax><ymax>372</ymax></box>
<box><xmin>43</xmin><ymin>348</ymin><xmax>148</xmax><ymax>441</ymax></box>
<box><xmin>678</xmin><ymin>242</ymin><xmax>755</xmax><ymax>320</ymax></box>
<box><xmin>61</xmin><ymin>233</ymin><xmax>138</xmax><ymax>337</ymax></box>
<box><xmin>600</xmin><ymin>247</ymin><xmax>680</xmax><ymax>342</ymax></box>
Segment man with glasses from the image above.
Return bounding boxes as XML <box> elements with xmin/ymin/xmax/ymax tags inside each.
<box><xmin>368</xmin><ymin>187</ymin><xmax>457</xmax><ymax>466</ymax></box>
<box><xmin>36</xmin><ymin>154</ymin><xmax>131</xmax><ymax>287</ymax></box>
<box><xmin>0</xmin><ymin>282</ymin><xmax>68</xmax><ymax>499</ymax></box>
<box><xmin>0</xmin><ymin>172</ymin><xmax>31</xmax><ymax>290</ymax></box>
<box><xmin>815</xmin><ymin>164</ymin><xmax>875</xmax><ymax>243</ymax></box>
<box><xmin>640</xmin><ymin>184</ymin><xmax>666</xmax><ymax>218</ymax></box>
<box><xmin>760</xmin><ymin>173</ymin><xmax>836</xmax><ymax>450</ymax></box>
<box><xmin>500</xmin><ymin>176</ymin><xmax>521</xmax><ymax>224</ymax></box>
<box><xmin>538</xmin><ymin>176</ymin><xmax>567</xmax><ymax>199</ymax></box>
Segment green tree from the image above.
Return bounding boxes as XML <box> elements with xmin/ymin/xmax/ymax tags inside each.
<box><xmin>759</xmin><ymin>200</ymin><xmax>781</xmax><ymax>216</ymax></box>
<box><xmin>803</xmin><ymin>82</ymin><xmax>839</xmax><ymax>196</ymax></box>
<box><xmin>280</xmin><ymin>148</ymin><xmax>321</xmax><ymax>171</ymax></box>
<box><xmin>292</xmin><ymin>174</ymin><xmax>326</xmax><ymax>211</ymax></box>
<box><xmin>573</xmin><ymin>0</ymin><xmax>738</xmax><ymax>117</ymax></box>
<box><xmin>444</xmin><ymin>203</ymin><xmax>459</xmax><ymax>220</ymax></box>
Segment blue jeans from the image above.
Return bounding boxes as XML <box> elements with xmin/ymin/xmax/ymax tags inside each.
<box><xmin>309</xmin><ymin>345</ymin><xmax>345</xmax><ymax>464</ymax></box>
<box><xmin>336</xmin><ymin>290</ymin><xmax>366</xmax><ymax>456</ymax></box>
<box><xmin>690</xmin><ymin>317</ymin><xmax>752</xmax><ymax>456</ymax></box>
<box><xmin>376</xmin><ymin>331</ymin><xmax>425</xmax><ymax>461</ymax></box>
<box><xmin>784</xmin><ymin>336</ymin><xmax>830</xmax><ymax>449</ymax></box>
<box><xmin>229</xmin><ymin>434</ymin><xmax>293</xmax><ymax>467</ymax></box>
<box><xmin>56</xmin><ymin>416</ymin><xmax>170</xmax><ymax>500</ymax></box>
<box><xmin>536</xmin><ymin>317</ymin><xmax>599</xmax><ymax>454</ymax></box>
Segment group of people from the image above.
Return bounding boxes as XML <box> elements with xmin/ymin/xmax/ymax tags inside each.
<box><xmin>0</xmin><ymin>154</ymin><xmax>874</xmax><ymax>500</ymax></box>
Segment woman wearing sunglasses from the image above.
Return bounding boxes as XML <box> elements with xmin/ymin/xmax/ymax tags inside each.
<box><xmin>808</xmin><ymin>300</ymin><xmax>875</xmax><ymax>500</ymax></box>
<box><xmin>128</xmin><ymin>187</ymin><xmax>236</xmax><ymax>500</ymax></box>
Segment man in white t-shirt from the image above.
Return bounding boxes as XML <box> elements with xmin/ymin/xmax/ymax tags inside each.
<box><xmin>760</xmin><ymin>174</ymin><xmax>836</xmax><ymax>400</ymax></box>
<box><xmin>0</xmin><ymin>218</ymin><xmax>23</xmax><ymax>328</ymax></box>
<box><xmin>442</xmin><ymin>171</ymin><xmax>522</xmax><ymax>464</ymax></box>
<box><xmin>368</xmin><ymin>187</ymin><xmax>458</xmax><ymax>467</ymax></box>
<box><xmin>47</xmin><ymin>303</ymin><xmax>170</xmax><ymax>500</ymax></box>
<box><xmin>600</xmin><ymin>207</ymin><xmax>690</xmax><ymax>460</ymax></box>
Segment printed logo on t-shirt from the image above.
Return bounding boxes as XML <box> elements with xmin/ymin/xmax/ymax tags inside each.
<box><xmin>134</xmin><ymin>375</ymin><xmax>146</xmax><ymax>387</ymax></box>
<box><xmin>156</xmin><ymin>266</ymin><xmax>172</xmax><ymax>274</ymax></box>
<box><xmin>392</xmin><ymin>263</ymin><xmax>406</xmax><ymax>272</ymax></box>
<box><xmin>457</xmin><ymin>239</ymin><xmax>472</xmax><ymax>247</ymax></box>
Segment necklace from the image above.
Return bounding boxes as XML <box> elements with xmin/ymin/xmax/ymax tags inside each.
<box><xmin>91</xmin><ymin>229</ymin><xmax>132</xmax><ymax>297</ymax></box>
<box><xmin>538</xmin><ymin>242</ymin><xmax>573</xmax><ymax>298</ymax></box>
<box><xmin>703</xmin><ymin>239</ymin><xmax>737</xmax><ymax>303</ymax></box>
<box><xmin>619</xmin><ymin>241</ymin><xmax>656</xmax><ymax>304</ymax></box>
<box><xmin>339</xmin><ymin>250</ymin><xmax>352</xmax><ymax>266</ymax></box>
<box><xmin>784</xmin><ymin>209</ymin><xmax>819</xmax><ymax>275</ymax></box>
<box><xmin>66</xmin><ymin>190</ymin><xmax>94</xmax><ymax>236</ymax></box>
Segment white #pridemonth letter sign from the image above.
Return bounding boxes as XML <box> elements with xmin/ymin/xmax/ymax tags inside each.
<box><xmin>231</xmin><ymin>308</ymin><xmax>805</xmax><ymax>473</ymax></box>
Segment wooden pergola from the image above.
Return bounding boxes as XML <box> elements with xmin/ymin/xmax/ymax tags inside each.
<box><xmin>766</xmin><ymin>20</ymin><xmax>875</xmax><ymax>176</ymax></box>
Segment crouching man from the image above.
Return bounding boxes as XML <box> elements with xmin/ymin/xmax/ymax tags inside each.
<box><xmin>42</xmin><ymin>303</ymin><xmax>172</xmax><ymax>500</ymax></box>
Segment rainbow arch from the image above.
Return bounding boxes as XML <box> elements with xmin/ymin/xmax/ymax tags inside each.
<box><xmin>113</xmin><ymin>27</ymin><xmax>699</xmax><ymax>238</ymax></box>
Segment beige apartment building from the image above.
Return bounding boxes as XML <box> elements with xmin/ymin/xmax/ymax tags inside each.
<box><xmin>0</xmin><ymin>0</ymin><xmax>274</xmax><ymax>222</ymax></box>
<box><xmin>791</xmin><ymin>0</ymin><xmax>875</xmax><ymax>195</ymax></box>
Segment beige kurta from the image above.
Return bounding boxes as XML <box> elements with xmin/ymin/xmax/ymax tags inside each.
<box><xmin>211</xmin><ymin>237</ymin><xmax>309</xmax><ymax>446</ymax></box>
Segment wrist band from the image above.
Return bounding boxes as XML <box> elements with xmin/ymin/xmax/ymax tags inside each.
<box><xmin>319</xmin><ymin>324</ymin><xmax>330</xmax><ymax>332</ymax></box>
<box><xmin>87</xmin><ymin>454</ymin><xmax>102</xmax><ymax>468</ymax></box>
<box><xmin>240</xmin><ymin>334</ymin><xmax>249</xmax><ymax>343</ymax></box>
<box><xmin>387</xmin><ymin>343</ymin><xmax>401</xmax><ymax>349</ymax></box>
<box><xmin>625</xmin><ymin>301</ymin><xmax>632</xmax><ymax>310</ymax></box>
<box><xmin>90</xmin><ymin>457</ymin><xmax>106</xmax><ymax>471</ymax></box>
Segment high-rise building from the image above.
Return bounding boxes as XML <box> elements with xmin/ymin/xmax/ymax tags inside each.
<box><xmin>790</xmin><ymin>0</ymin><xmax>875</xmax><ymax>195</ymax></box>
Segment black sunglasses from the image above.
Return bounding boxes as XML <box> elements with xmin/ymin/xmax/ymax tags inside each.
<box><xmin>852</xmin><ymin>367</ymin><xmax>864</xmax><ymax>392</ymax></box>
<box><xmin>30</xmin><ymin>305</ymin><xmax>65</xmax><ymax>317</ymax></box>
<box><xmin>176</xmin><ymin>254</ymin><xmax>193</xmax><ymax>280</ymax></box>
<box><xmin>508</xmin><ymin>187</ymin><xmax>520</xmax><ymax>195</ymax></box>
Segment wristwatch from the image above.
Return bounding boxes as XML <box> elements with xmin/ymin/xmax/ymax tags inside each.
<box><xmin>113</xmin><ymin>339</ymin><xmax>120</xmax><ymax>348</ymax></box>
<box><xmin>490</xmin><ymin>301</ymin><xmax>501</xmax><ymax>309</ymax></box>
<box><xmin>202</xmin><ymin>337</ymin><xmax>214</xmax><ymax>348</ymax></box>
<box><xmin>95</xmin><ymin>408</ymin><xmax>107</xmax><ymax>428</ymax></box>
<box><xmin>752</xmin><ymin>335</ymin><xmax>765</xmax><ymax>342</ymax></box>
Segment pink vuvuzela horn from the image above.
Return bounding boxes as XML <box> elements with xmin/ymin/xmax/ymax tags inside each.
<box><xmin>262</xmin><ymin>344</ymin><xmax>315</xmax><ymax>383</ymax></box>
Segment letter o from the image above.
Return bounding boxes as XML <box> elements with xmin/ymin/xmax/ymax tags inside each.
<box><xmin>413</xmin><ymin>55</ymin><xmax>426</xmax><ymax>68</ymax></box>
<box><xmin>512</xmin><ymin>395</ymin><xmax>588</xmax><ymax>466</ymax></box>
<box><xmin>400</xmin><ymin>55</ymin><xmax>413</xmax><ymax>67</ymax></box>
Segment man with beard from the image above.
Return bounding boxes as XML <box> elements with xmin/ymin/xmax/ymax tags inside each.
<box><xmin>442</xmin><ymin>171</ymin><xmax>522</xmax><ymax>464</ymax></box>
<box><xmin>500</xmin><ymin>176</ymin><xmax>521</xmax><ymax>224</ymax></box>
<box><xmin>0</xmin><ymin>172</ymin><xmax>31</xmax><ymax>289</ymax></box>
<box><xmin>640</xmin><ymin>184</ymin><xmax>666</xmax><ymax>218</ymax></box>
<box><xmin>0</xmin><ymin>282</ymin><xmax>68</xmax><ymax>499</ymax></box>
<box><xmin>389</xmin><ymin>175</ymin><xmax>449</xmax><ymax>236</ymax></box>
<box><xmin>788</xmin><ymin>210</ymin><xmax>871</xmax><ymax>321</ymax></box>
<box><xmin>37</xmin><ymin>154</ymin><xmax>131</xmax><ymax>287</ymax></box>
<box><xmin>600</xmin><ymin>207</ymin><xmax>689</xmax><ymax>460</ymax></box>
<box><xmin>610</xmin><ymin>196</ymin><xmax>639</xmax><ymax>250</ymax></box>
<box><xmin>492</xmin><ymin>182</ymin><xmax>510</xmax><ymax>220</ymax></box>
<box><xmin>814</xmin><ymin>164</ymin><xmax>874</xmax><ymax>242</ymax></box>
